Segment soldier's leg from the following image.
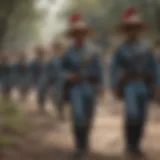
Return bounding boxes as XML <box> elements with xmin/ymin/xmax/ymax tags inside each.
<box><xmin>133</xmin><ymin>95</ymin><xmax>147</xmax><ymax>152</ymax></box>
<box><xmin>56</xmin><ymin>103</ymin><xmax>65</xmax><ymax>120</ymax></box>
<box><xmin>69</xmin><ymin>86</ymin><xmax>86</xmax><ymax>153</ymax></box>
<box><xmin>124</xmin><ymin>84</ymin><xmax>139</xmax><ymax>152</ymax></box>
<box><xmin>37</xmin><ymin>89</ymin><xmax>47</xmax><ymax>112</ymax></box>
<box><xmin>49</xmin><ymin>85</ymin><xmax>64</xmax><ymax>120</ymax></box>
<box><xmin>124</xmin><ymin>84</ymin><xmax>148</xmax><ymax>158</ymax></box>
<box><xmin>83</xmin><ymin>86</ymin><xmax>96</xmax><ymax>151</ymax></box>
<box><xmin>51</xmin><ymin>93</ymin><xmax>65</xmax><ymax>120</ymax></box>
<box><xmin>52</xmin><ymin>101</ymin><xmax>63</xmax><ymax>119</ymax></box>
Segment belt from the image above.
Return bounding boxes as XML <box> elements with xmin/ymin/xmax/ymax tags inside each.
<box><xmin>120</xmin><ymin>73</ymin><xmax>153</xmax><ymax>81</ymax></box>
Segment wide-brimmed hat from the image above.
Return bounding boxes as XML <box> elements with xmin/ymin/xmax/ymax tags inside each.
<box><xmin>66</xmin><ymin>13</ymin><xmax>95</xmax><ymax>37</ymax></box>
<box><xmin>118</xmin><ymin>7</ymin><xmax>146</xmax><ymax>32</ymax></box>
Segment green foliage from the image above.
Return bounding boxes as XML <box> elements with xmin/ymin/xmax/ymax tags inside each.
<box><xmin>0</xmin><ymin>0</ymin><xmax>50</xmax><ymax>51</ymax></box>
<box><xmin>0</xmin><ymin>99</ymin><xmax>27</xmax><ymax>148</ymax></box>
<box><xmin>2</xmin><ymin>0</ymin><xmax>44</xmax><ymax>51</ymax></box>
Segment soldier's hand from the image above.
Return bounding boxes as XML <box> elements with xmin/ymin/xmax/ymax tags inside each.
<box><xmin>67</xmin><ymin>73</ymin><xmax>78</xmax><ymax>82</ymax></box>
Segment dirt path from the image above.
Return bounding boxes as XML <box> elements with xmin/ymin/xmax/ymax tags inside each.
<box><xmin>2</xmin><ymin>92</ymin><xmax>160</xmax><ymax>160</ymax></box>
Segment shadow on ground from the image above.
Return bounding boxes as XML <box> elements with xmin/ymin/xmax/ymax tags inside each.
<box><xmin>4</xmin><ymin>144</ymin><xmax>160</xmax><ymax>160</ymax></box>
<box><xmin>4</xmin><ymin>144</ymin><xmax>124</xmax><ymax>160</ymax></box>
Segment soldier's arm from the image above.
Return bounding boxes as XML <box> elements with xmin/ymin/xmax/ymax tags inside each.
<box><xmin>149</xmin><ymin>53</ymin><xmax>160</xmax><ymax>86</ymax></box>
<box><xmin>109</xmin><ymin>51</ymin><xmax>120</xmax><ymax>89</ymax></box>
<box><xmin>147</xmin><ymin>52</ymin><xmax>160</xmax><ymax>101</ymax></box>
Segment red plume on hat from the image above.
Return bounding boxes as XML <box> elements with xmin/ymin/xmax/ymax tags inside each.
<box><xmin>66</xmin><ymin>12</ymin><xmax>96</xmax><ymax>36</ymax></box>
<box><xmin>69</xmin><ymin>13</ymin><xmax>82</xmax><ymax>23</ymax></box>
<box><xmin>121</xmin><ymin>7</ymin><xmax>143</xmax><ymax>24</ymax></box>
<box><xmin>68</xmin><ymin>12</ymin><xmax>87</xmax><ymax>30</ymax></box>
<box><xmin>118</xmin><ymin>7</ymin><xmax>146</xmax><ymax>32</ymax></box>
<box><xmin>122</xmin><ymin>7</ymin><xmax>137</xmax><ymax>21</ymax></box>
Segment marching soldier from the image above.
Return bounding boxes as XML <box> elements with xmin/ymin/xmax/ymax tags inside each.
<box><xmin>13</xmin><ymin>51</ymin><xmax>30</xmax><ymax>101</ymax></box>
<box><xmin>110</xmin><ymin>7</ymin><xmax>160</xmax><ymax>159</ymax></box>
<box><xmin>59</xmin><ymin>13</ymin><xmax>104</xmax><ymax>158</ymax></box>
<box><xmin>50</xmin><ymin>38</ymin><xmax>68</xmax><ymax>119</ymax></box>
<box><xmin>29</xmin><ymin>46</ymin><xmax>45</xmax><ymax>89</ymax></box>
<box><xmin>0</xmin><ymin>52</ymin><xmax>12</xmax><ymax>100</ymax></box>
<box><xmin>37</xmin><ymin>41</ymin><xmax>66</xmax><ymax>115</ymax></box>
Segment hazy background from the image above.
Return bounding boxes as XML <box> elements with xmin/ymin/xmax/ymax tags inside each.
<box><xmin>1</xmin><ymin>0</ymin><xmax>159</xmax><ymax>53</ymax></box>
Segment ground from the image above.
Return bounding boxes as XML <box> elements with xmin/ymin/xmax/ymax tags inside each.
<box><xmin>1</xmin><ymin>91</ymin><xmax>160</xmax><ymax>160</ymax></box>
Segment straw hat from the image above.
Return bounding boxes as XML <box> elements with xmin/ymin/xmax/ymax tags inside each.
<box><xmin>118</xmin><ymin>7</ymin><xmax>146</xmax><ymax>31</ymax></box>
<box><xmin>66</xmin><ymin>13</ymin><xmax>95</xmax><ymax>37</ymax></box>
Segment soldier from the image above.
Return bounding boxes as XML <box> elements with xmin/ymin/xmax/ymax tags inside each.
<box><xmin>29</xmin><ymin>46</ymin><xmax>45</xmax><ymax>89</ymax></box>
<box><xmin>50</xmin><ymin>38</ymin><xmax>68</xmax><ymax>119</ymax></box>
<box><xmin>59</xmin><ymin>13</ymin><xmax>104</xmax><ymax>158</ymax></box>
<box><xmin>37</xmin><ymin>41</ymin><xmax>66</xmax><ymax>115</ymax></box>
<box><xmin>110</xmin><ymin>7</ymin><xmax>160</xmax><ymax>159</ymax></box>
<box><xmin>14</xmin><ymin>51</ymin><xmax>30</xmax><ymax>101</ymax></box>
<box><xmin>0</xmin><ymin>52</ymin><xmax>12</xmax><ymax>100</ymax></box>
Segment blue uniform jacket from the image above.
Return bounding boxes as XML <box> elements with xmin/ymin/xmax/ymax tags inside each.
<box><xmin>57</xmin><ymin>45</ymin><xmax>104</xmax><ymax>103</ymax></box>
<box><xmin>110</xmin><ymin>40</ymin><xmax>160</xmax><ymax>93</ymax></box>
<box><xmin>37</xmin><ymin>56</ymin><xmax>63</xmax><ymax>104</ymax></box>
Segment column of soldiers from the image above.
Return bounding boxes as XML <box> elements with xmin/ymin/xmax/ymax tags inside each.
<box><xmin>0</xmin><ymin>7</ymin><xmax>160</xmax><ymax>160</ymax></box>
<box><xmin>0</xmin><ymin>48</ymin><xmax>45</xmax><ymax>101</ymax></box>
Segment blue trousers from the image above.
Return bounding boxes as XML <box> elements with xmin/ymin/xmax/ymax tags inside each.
<box><xmin>123</xmin><ymin>80</ymin><xmax>149</xmax><ymax>150</ymax></box>
<box><xmin>69</xmin><ymin>83</ymin><xmax>96</xmax><ymax>150</ymax></box>
<box><xmin>69</xmin><ymin>83</ymin><xmax>96</xmax><ymax>126</ymax></box>
<box><xmin>37</xmin><ymin>85</ymin><xmax>49</xmax><ymax>109</ymax></box>
<box><xmin>124</xmin><ymin>81</ymin><xmax>149</xmax><ymax>121</ymax></box>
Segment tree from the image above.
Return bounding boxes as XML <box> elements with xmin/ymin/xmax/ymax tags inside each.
<box><xmin>0</xmin><ymin>0</ymin><xmax>58</xmax><ymax>52</ymax></box>
<box><xmin>1</xmin><ymin>0</ymin><xmax>45</xmax><ymax>51</ymax></box>
<box><xmin>0</xmin><ymin>0</ymin><xmax>18</xmax><ymax>50</ymax></box>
